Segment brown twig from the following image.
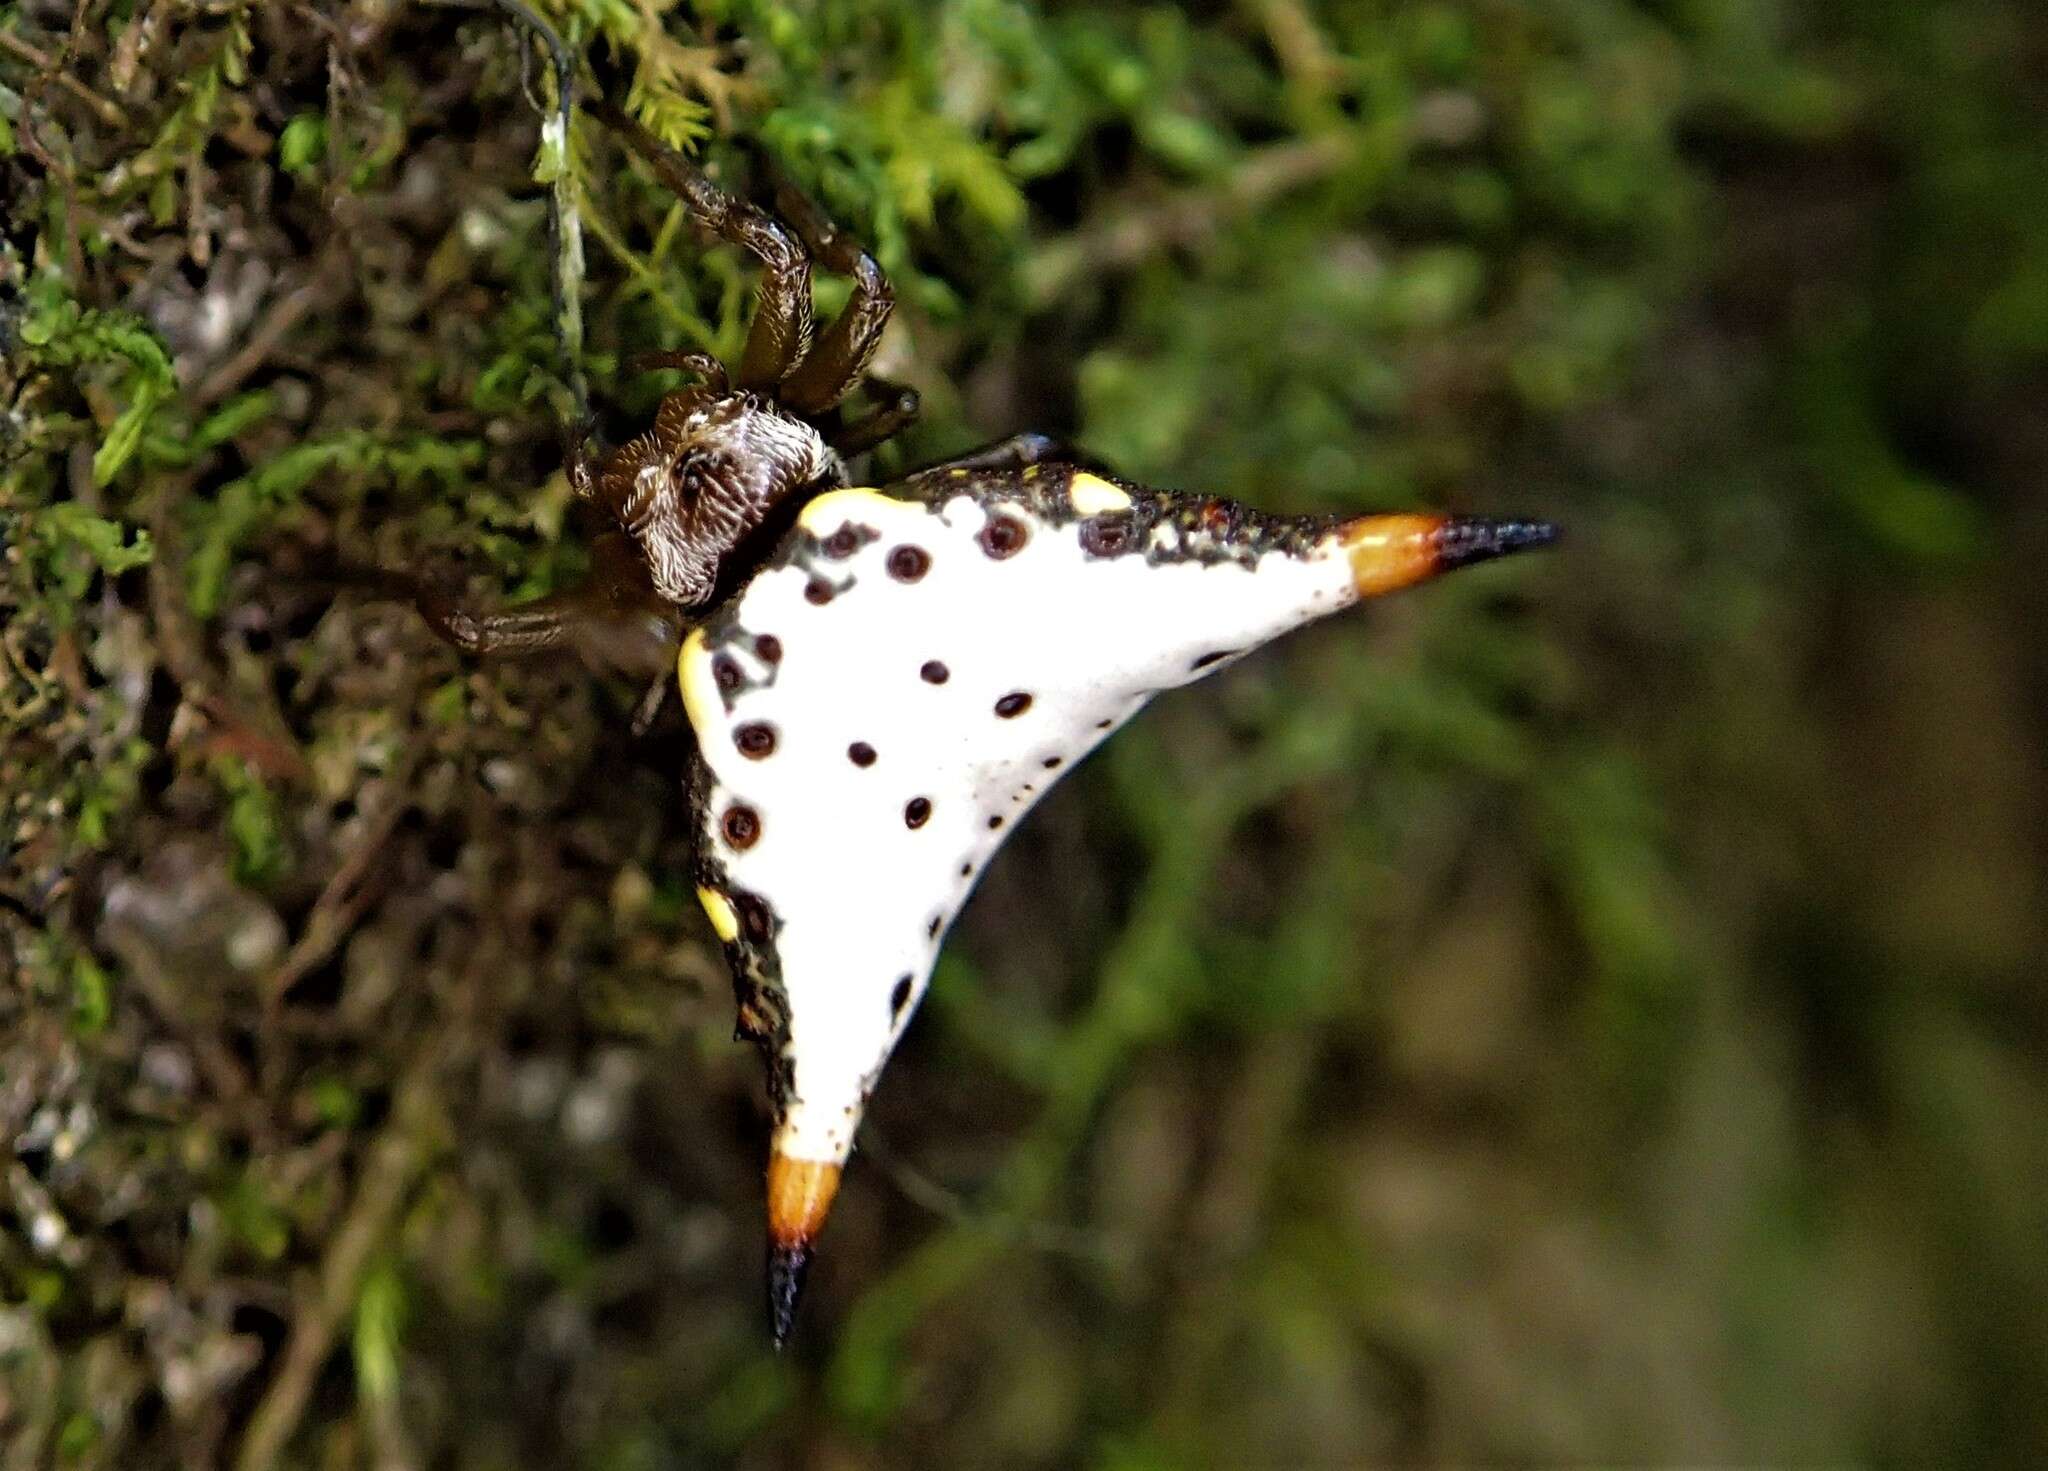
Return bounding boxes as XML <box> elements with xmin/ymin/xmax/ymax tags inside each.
<box><xmin>0</xmin><ymin>26</ymin><xmax>128</xmax><ymax>128</ymax></box>
<box><xmin>258</xmin><ymin>755</ymin><xmax>416</xmax><ymax>1020</ymax></box>
<box><xmin>192</xmin><ymin>270</ymin><xmax>341</xmax><ymax>409</ymax></box>
<box><xmin>1024</xmin><ymin>131</ymin><xmax>1357</xmax><ymax>308</ymax></box>
<box><xmin>145</xmin><ymin>477</ymin><xmax>311</xmax><ymax>784</ymax></box>
<box><xmin>133</xmin><ymin>975</ymin><xmax>269</xmax><ymax>1122</ymax></box>
<box><xmin>862</xmin><ymin>1126</ymin><xmax>1126</xmax><ymax>1267</ymax></box>
<box><xmin>20</xmin><ymin>0</ymin><xmax>101</xmax><ymax>285</ymax></box>
<box><xmin>1245</xmin><ymin>0</ymin><xmax>1344</xmax><ymax>101</ymax></box>
<box><xmin>232</xmin><ymin>1037</ymin><xmax>450</xmax><ymax>1471</ymax></box>
<box><xmin>106</xmin><ymin>0</ymin><xmax>169</xmax><ymax>96</ymax></box>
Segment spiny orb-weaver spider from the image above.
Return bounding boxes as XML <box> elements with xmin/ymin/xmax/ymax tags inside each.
<box><xmin>399</xmin><ymin>100</ymin><xmax>1557</xmax><ymax>1345</ymax></box>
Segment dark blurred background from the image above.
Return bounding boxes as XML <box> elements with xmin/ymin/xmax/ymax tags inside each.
<box><xmin>3</xmin><ymin>0</ymin><xmax>2044</xmax><ymax>1465</ymax></box>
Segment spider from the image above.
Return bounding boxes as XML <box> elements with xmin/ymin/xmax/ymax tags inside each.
<box><xmin>392</xmin><ymin>100</ymin><xmax>1557</xmax><ymax>1345</ymax></box>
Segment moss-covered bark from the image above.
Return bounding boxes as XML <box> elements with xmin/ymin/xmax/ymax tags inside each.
<box><xmin>4</xmin><ymin>2</ymin><xmax>2047</xmax><ymax>1465</ymax></box>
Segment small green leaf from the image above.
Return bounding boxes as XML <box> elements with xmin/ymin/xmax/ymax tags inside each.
<box><xmin>31</xmin><ymin>503</ymin><xmax>156</xmax><ymax>599</ymax></box>
<box><xmin>353</xmin><ymin>1255</ymin><xmax>409</xmax><ymax>1406</ymax></box>
<box><xmin>72</xmin><ymin>954</ymin><xmax>112</xmax><ymax>1034</ymax></box>
<box><xmin>425</xmin><ymin>678</ymin><xmax>468</xmax><ymax>727</ymax></box>
<box><xmin>278</xmin><ymin>113</ymin><xmax>327</xmax><ymax>176</ymax></box>
<box><xmin>306</xmin><ymin>1076</ymin><xmax>362</xmax><ymax>1129</ymax></box>
<box><xmin>192</xmin><ymin>389</ymin><xmax>277</xmax><ymax>451</ymax></box>
<box><xmin>57</xmin><ymin>1413</ymin><xmax>100</xmax><ymax>1459</ymax></box>
<box><xmin>221</xmin><ymin>1175</ymin><xmax>291</xmax><ymax>1260</ymax></box>
<box><xmin>93</xmin><ymin>378</ymin><xmax>169</xmax><ymax>484</ymax></box>
<box><xmin>213</xmin><ymin>756</ymin><xmax>286</xmax><ymax>885</ymax></box>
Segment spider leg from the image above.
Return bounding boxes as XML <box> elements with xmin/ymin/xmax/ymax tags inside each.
<box><xmin>767</xmin><ymin>172</ymin><xmax>895</xmax><ymax>415</ymax></box>
<box><xmin>396</xmin><ymin>532</ymin><xmax>685</xmax><ymax>681</ymax></box>
<box><xmin>624</xmin><ymin>350</ymin><xmax>730</xmax><ymax>394</ymax></box>
<box><xmin>587</xmin><ymin>100</ymin><xmax>813</xmax><ymax>391</ymax></box>
<box><xmin>830</xmin><ymin>379</ymin><xmax>921</xmax><ymax>458</ymax></box>
<box><xmin>912</xmin><ymin>432</ymin><xmax>1115</xmax><ymax>477</ymax></box>
<box><xmin>561</xmin><ymin>415</ymin><xmax>603</xmax><ymax>499</ymax></box>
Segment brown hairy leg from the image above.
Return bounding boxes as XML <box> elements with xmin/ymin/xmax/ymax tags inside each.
<box><xmin>766</xmin><ymin>171</ymin><xmax>897</xmax><ymax>415</ymax></box>
<box><xmin>586</xmin><ymin>99</ymin><xmax>814</xmax><ymax>392</ymax></box>
<box><xmin>396</xmin><ymin>532</ymin><xmax>684</xmax><ymax>681</ymax></box>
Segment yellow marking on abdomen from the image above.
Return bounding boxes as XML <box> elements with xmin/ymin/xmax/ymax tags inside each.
<box><xmin>1068</xmin><ymin>472</ymin><xmax>1131</xmax><ymax>514</ymax></box>
<box><xmin>697</xmin><ymin>886</ymin><xmax>740</xmax><ymax>942</ymax></box>
<box><xmin>678</xmin><ymin>628</ymin><xmax>721</xmax><ymax>737</ymax></box>
<box><xmin>796</xmin><ymin>486</ymin><xmax>911</xmax><ymax>533</ymax></box>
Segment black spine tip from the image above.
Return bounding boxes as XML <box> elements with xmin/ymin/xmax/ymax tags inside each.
<box><xmin>768</xmin><ymin>1241</ymin><xmax>813</xmax><ymax>1349</ymax></box>
<box><xmin>1434</xmin><ymin>517</ymin><xmax>1560</xmax><ymax>571</ymax></box>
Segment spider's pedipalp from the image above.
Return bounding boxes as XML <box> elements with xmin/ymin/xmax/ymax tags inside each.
<box><xmin>831</xmin><ymin>381</ymin><xmax>921</xmax><ymax>459</ymax></box>
<box><xmin>560</xmin><ymin>415</ymin><xmax>601</xmax><ymax>498</ymax></box>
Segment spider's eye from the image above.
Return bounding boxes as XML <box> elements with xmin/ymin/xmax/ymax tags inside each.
<box><xmin>671</xmin><ymin>450</ymin><xmax>734</xmax><ymax>502</ymax></box>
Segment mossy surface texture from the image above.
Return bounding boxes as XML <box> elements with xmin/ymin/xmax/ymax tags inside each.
<box><xmin>4</xmin><ymin>2</ymin><xmax>2047</xmax><ymax>1466</ymax></box>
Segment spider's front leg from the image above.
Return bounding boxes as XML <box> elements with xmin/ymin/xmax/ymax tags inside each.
<box><xmin>401</xmin><ymin>417</ymin><xmax>680</xmax><ymax>677</ymax></box>
<box><xmin>592</xmin><ymin>100</ymin><xmax>915</xmax><ymax>466</ymax></box>
<box><xmin>403</xmin><ymin>530</ymin><xmax>685</xmax><ymax>682</ymax></box>
<box><xmin>764</xmin><ymin>173</ymin><xmax>896</xmax><ymax>417</ymax></box>
<box><xmin>586</xmin><ymin>100</ymin><xmax>814</xmax><ymax>391</ymax></box>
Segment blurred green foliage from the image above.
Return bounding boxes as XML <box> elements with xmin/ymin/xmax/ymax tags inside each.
<box><xmin>3</xmin><ymin>1</ymin><xmax>2046</xmax><ymax>1467</ymax></box>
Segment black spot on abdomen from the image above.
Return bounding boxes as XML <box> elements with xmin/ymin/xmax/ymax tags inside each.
<box><xmin>823</xmin><ymin>522</ymin><xmax>873</xmax><ymax>558</ymax></box>
<box><xmin>1079</xmin><ymin>517</ymin><xmax>1134</xmax><ymax>557</ymax></box>
<box><xmin>722</xmin><ymin>804</ymin><xmax>761</xmax><ymax>849</ymax></box>
<box><xmin>979</xmin><ymin>516</ymin><xmax>1027</xmax><ymax>558</ymax></box>
<box><xmin>735</xmin><ymin>891</ymin><xmax>775</xmax><ymax>943</ymax></box>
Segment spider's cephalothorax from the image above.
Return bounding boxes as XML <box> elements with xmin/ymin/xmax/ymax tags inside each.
<box><xmin>593</xmin><ymin>378</ymin><xmax>842</xmax><ymax>607</ymax></box>
<box><xmin>405</xmin><ymin>99</ymin><xmax>1558</xmax><ymax>1347</ymax></box>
